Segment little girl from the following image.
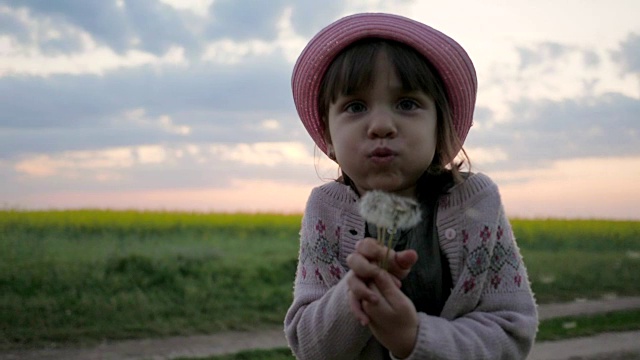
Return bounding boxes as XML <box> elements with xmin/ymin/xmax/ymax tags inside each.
<box><xmin>285</xmin><ymin>13</ymin><xmax>537</xmax><ymax>360</ymax></box>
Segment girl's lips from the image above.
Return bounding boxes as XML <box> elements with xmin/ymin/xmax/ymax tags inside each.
<box><xmin>369</xmin><ymin>147</ymin><xmax>397</xmax><ymax>164</ymax></box>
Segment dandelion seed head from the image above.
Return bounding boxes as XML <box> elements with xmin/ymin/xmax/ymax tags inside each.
<box><xmin>359</xmin><ymin>190</ymin><xmax>395</xmax><ymax>228</ymax></box>
<box><xmin>359</xmin><ymin>191</ymin><xmax>422</xmax><ymax>230</ymax></box>
<box><xmin>392</xmin><ymin>199</ymin><xmax>422</xmax><ymax>230</ymax></box>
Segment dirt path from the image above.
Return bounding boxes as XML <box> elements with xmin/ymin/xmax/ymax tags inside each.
<box><xmin>2</xmin><ymin>296</ymin><xmax>640</xmax><ymax>360</ymax></box>
<box><xmin>0</xmin><ymin>328</ymin><xmax>286</xmax><ymax>360</ymax></box>
<box><xmin>529</xmin><ymin>330</ymin><xmax>640</xmax><ymax>360</ymax></box>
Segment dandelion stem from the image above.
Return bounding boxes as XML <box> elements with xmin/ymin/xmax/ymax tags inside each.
<box><xmin>377</xmin><ymin>226</ymin><xmax>387</xmax><ymax>267</ymax></box>
<box><xmin>377</xmin><ymin>226</ymin><xmax>384</xmax><ymax>246</ymax></box>
<box><xmin>382</xmin><ymin>228</ymin><xmax>395</xmax><ymax>270</ymax></box>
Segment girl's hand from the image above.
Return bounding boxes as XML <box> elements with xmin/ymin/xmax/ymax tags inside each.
<box><xmin>345</xmin><ymin>238</ymin><xmax>418</xmax><ymax>325</ymax></box>
<box><xmin>364</xmin><ymin>271</ymin><xmax>418</xmax><ymax>359</ymax></box>
<box><xmin>354</xmin><ymin>238</ymin><xmax>418</xmax><ymax>279</ymax></box>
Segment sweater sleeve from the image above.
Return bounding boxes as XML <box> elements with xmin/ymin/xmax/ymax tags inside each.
<box><xmin>284</xmin><ymin>187</ymin><xmax>372</xmax><ymax>360</ymax></box>
<box><xmin>403</xmin><ymin>174</ymin><xmax>538</xmax><ymax>360</ymax></box>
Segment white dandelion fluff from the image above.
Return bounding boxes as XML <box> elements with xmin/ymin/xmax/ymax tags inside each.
<box><xmin>359</xmin><ymin>191</ymin><xmax>422</xmax><ymax>230</ymax></box>
<box><xmin>359</xmin><ymin>190</ymin><xmax>395</xmax><ymax>228</ymax></box>
<box><xmin>358</xmin><ymin>191</ymin><xmax>422</xmax><ymax>270</ymax></box>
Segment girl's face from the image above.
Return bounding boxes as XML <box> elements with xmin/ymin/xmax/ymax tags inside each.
<box><xmin>326</xmin><ymin>51</ymin><xmax>437</xmax><ymax>199</ymax></box>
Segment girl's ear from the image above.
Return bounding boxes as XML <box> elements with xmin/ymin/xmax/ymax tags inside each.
<box><xmin>327</xmin><ymin>145</ymin><xmax>336</xmax><ymax>161</ymax></box>
<box><xmin>326</xmin><ymin>143</ymin><xmax>336</xmax><ymax>160</ymax></box>
<box><xmin>322</xmin><ymin>118</ymin><xmax>336</xmax><ymax>160</ymax></box>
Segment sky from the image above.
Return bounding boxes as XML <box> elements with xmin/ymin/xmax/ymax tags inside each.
<box><xmin>1</xmin><ymin>0</ymin><xmax>639</xmax><ymax>219</ymax></box>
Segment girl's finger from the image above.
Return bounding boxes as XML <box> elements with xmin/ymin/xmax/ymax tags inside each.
<box><xmin>386</xmin><ymin>249</ymin><xmax>419</xmax><ymax>280</ymax></box>
<box><xmin>348</xmin><ymin>247</ymin><xmax>404</xmax><ymax>288</ymax></box>
<box><xmin>391</xmin><ymin>275</ymin><xmax>402</xmax><ymax>288</ymax></box>
<box><xmin>346</xmin><ymin>252</ymin><xmax>383</xmax><ymax>279</ymax></box>
<box><xmin>355</xmin><ymin>238</ymin><xmax>387</xmax><ymax>261</ymax></box>
<box><xmin>362</xmin><ymin>282</ymin><xmax>392</xmax><ymax>315</ymax></box>
<box><xmin>355</xmin><ymin>239</ymin><xmax>418</xmax><ymax>282</ymax></box>
<box><xmin>348</xmin><ymin>290</ymin><xmax>370</xmax><ymax>326</ymax></box>
<box><xmin>346</xmin><ymin>271</ymin><xmax>379</xmax><ymax>304</ymax></box>
<box><xmin>373</xmin><ymin>270</ymin><xmax>407</xmax><ymax>307</ymax></box>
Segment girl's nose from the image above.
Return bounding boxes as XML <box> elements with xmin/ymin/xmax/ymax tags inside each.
<box><xmin>367</xmin><ymin>108</ymin><xmax>397</xmax><ymax>139</ymax></box>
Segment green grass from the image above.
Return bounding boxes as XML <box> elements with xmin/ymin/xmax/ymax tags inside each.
<box><xmin>523</xmin><ymin>250</ymin><xmax>639</xmax><ymax>303</ymax></box>
<box><xmin>176</xmin><ymin>347</ymin><xmax>295</xmax><ymax>360</ymax></box>
<box><xmin>510</xmin><ymin>219</ymin><xmax>640</xmax><ymax>252</ymax></box>
<box><xmin>536</xmin><ymin>309</ymin><xmax>640</xmax><ymax>341</ymax></box>
<box><xmin>1</xmin><ymin>210</ymin><xmax>639</xmax><ymax>350</ymax></box>
<box><xmin>510</xmin><ymin>218</ymin><xmax>640</xmax><ymax>303</ymax></box>
<box><xmin>0</xmin><ymin>210</ymin><xmax>302</xmax><ymax>349</ymax></box>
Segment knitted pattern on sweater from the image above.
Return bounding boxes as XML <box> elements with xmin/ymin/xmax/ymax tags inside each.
<box><xmin>284</xmin><ymin>173</ymin><xmax>538</xmax><ymax>359</ymax></box>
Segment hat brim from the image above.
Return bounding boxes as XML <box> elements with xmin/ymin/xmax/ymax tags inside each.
<box><xmin>292</xmin><ymin>13</ymin><xmax>477</xmax><ymax>157</ymax></box>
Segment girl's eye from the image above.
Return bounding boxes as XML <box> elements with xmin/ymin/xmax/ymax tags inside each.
<box><xmin>397</xmin><ymin>99</ymin><xmax>419</xmax><ymax>111</ymax></box>
<box><xmin>345</xmin><ymin>102</ymin><xmax>366</xmax><ymax>113</ymax></box>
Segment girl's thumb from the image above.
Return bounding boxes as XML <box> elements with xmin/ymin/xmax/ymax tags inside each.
<box><xmin>395</xmin><ymin>249</ymin><xmax>418</xmax><ymax>270</ymax></box>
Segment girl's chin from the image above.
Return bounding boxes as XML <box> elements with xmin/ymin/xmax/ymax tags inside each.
<box><xmin>356</xmin><ymin>180</ymin><xmax>416</xmax><ymax>197</ymax></box>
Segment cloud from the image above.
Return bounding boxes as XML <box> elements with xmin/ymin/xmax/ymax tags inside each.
<box><xmin>6</xmin><ymin>141</ymin><xmax>318</xmax><ymax>195</ymax></box>
<box><xmin>612</xmin><ymin>32</ymin><xmax>640</xmax><ymax>75</ymax></box>
<box><xmin>0</xmin><ymin>0</ymin><xmax>384</xmax><ymax>64</ymax></box>
<box><xmin>582</xmin><ymin>49</ymin><xmax>600</xmax><ymax>68</ymax></box>
<box><xmin>515</xmin><ymin>42</ymin><xmax>601</xmax><ymax>70</ymax></box>
<box><xmin>14</xmin><ymin>147</ymin><xmax>135</xmax><ymax>177</ymax></box>
<box><xmin>0</xmin><ymin>40</ymin><xmax>186</xmax><ymax>77</ymax></box>
<box><xmin>0</xmin><ymin>5</ymin><xmax>191</xmax><ymax>78</ymax></box>
<box><xmin>0</xmin><ymin>0</ymin><xmax>199</xmax><ymax>55</ymax></box>
<box><xmin>2</xmin><ymin>178</ymin><xmax>314</xmax><ymax>212</ymax></box>
<box><xmin>516</xmin><ymin>42</ymin><xmax>574</xmax><ymax>70</ymax></box>
<box><xmin>0</xmin><ymin>51</ymin><xmax>298</xmax><ymax>157</ymax></box>
<box><xmin>0</xmin><ymin>6</ymin><xmax>31</xmax><ymax>43</ymax></box>
<box><xmin>0</xmin><ymin>0</ymin><xmax>354</xmax><ymax>60</ymax></box>
<box><xmin>205</xmin><ymin>0</ymin><xmax>359</xmax><ymax>41</ymax></box>
<box><xmin>157</xmin><ymin>0</ymin><xmax>213</xmax><ymax>17</ymax></box>
<box><xmin>288</xmin><ymin>1</ymin><xmax>348</xmax><ymax>37</ymax></box>
<box><xmin>0</xmin><ymin>110</ymin><xmax>304</xmax><ymax>162</ymax></box>
<box><xmin>1</xmin><ymin>2</ymin><xmax>128</xmax><ymax>52</ymax></box>
<box><xmin>209</xmin><ymin>141</ymin><xmax>312</xmax><ymax>166</ymax></box>
<box><xmin>206</xmin><ymin>0</ymin><xmax>288</xmax><ymax>41</ymax></box>
<box><xmin>122</xmin><ymin>108</ymin><xmax>191</xmax><ymax>135</ymax></box>
<box><xmin>479</xmin><ymin>36</ymin><xmax>639</xmax><ymax>134</ymax></box>
<box><xmin>0</xmin><ymin>4</ymin><xmax>86</xmax><ymax>56</ymax></box>
<box><xmin>1</xmin><ymin>1</ymin><xmax>638</xmax><ymax>216</ymax></box>
<box><xmin>467</xmin><ymin>93</ymin><xmax>640</xmax><ymax>171</ymax></box>
<box><xmin>495</xmin><ymin>156</ymin><xmax>640</xmax><ymax>220</ymax></box>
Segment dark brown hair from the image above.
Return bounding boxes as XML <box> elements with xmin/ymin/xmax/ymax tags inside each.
<box><xmin>318</xmin><ymin>39</ymin><xmax>470</xmax><ymax>186</ymax></box>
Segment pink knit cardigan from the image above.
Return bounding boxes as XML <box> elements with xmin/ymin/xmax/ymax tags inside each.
<box><xmin>284</xmin><ymin>173</ymin><xmax>538</xmax><ymax>359</ymax></box>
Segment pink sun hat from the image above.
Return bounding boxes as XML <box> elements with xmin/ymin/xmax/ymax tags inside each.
<box><xmin>292</xmin><ymin>13</ymin><xmax>478</xmax><ymax>158</ymax></box>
